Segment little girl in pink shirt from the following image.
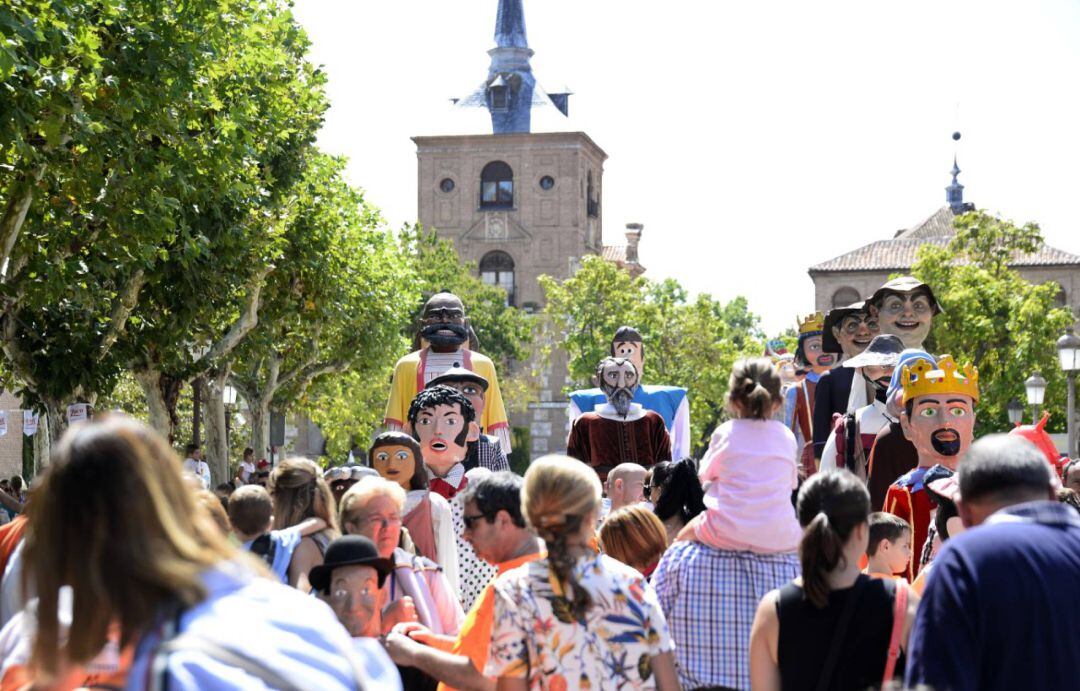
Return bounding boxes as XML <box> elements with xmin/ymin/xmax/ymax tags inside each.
<box><xmin>688</xmin><ymin>357</ymin><xmax>803</xmax><ymax>553</ymax></box>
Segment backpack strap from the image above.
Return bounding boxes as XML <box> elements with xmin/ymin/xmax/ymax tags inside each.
<box><xmin>882</xmin><ymin>578</ymin><xmax>908</xmax><ymax>684</ymax></box>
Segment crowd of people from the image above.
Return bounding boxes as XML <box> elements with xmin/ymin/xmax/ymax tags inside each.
<box><xmin>1</xmin><ymin>283</ymin><xmax>1079</xmax><ymax>690</ymax></box>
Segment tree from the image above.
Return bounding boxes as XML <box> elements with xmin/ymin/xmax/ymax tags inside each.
<box><xmin>540</xmin><ymin>256</ymin><xmax>765</xmax><ymax>455</ymax></box>
<box><xmin>911</xmin><ymin>210</ymin><xmax>1074</xmax><ymax>435</ymax></box>
<box><xmin>229</xmin><ymin>154</ymin><xmax>415</xmax><ymax>466</ymax></box>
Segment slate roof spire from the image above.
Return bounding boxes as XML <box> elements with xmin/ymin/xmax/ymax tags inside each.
<box><xmin>946</xmin><ymin>131</ymin><xmax>965</xmax><ymax>213</ymax></box>
<box><xmin>495</xmin><ymin>0</ymin><xmax>529</xmax><ymax>48</ymax></box>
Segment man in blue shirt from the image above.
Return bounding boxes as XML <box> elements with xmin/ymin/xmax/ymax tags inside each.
<box><xmin>906</xmin><ymin>434</ymin><xmax>1080</xmax><ymax>691</ymax></box>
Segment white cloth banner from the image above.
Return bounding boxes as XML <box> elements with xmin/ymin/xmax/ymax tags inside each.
<box><xmin>23</xmin><ymin>410</ymin><xmax>38</xmax><ymax>437</ymax></box>
<box><xmin>0</xmin><ymin>411</ymin><xmax>7</xmax><ymax>437</ymax></box>
<box><xmin>67</xmin><ymin>403</ymin><xmax>89</xmax><ymax>424</ymax></box>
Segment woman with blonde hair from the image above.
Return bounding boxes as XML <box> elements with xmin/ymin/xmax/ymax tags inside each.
<box><xmin>486</xmin><ymin>455</ymin><xmax>679</xmax><ymax>690</ymax></box>
<box><xmin>3</xmin><ymin>416</ymin><xmax>372</xmax><ymax>689</ymax></box>
<box><xmin>598</xmin><ymin>504</ymin><xmax>669</xmax><ymax>578</ymax></box>
<box><xmin>269</xmin><ymin>456</ymin><xmax>339</xmax><ymax>591</ymax></box>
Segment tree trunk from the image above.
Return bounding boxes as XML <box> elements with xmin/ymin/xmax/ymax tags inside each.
<box><xmin>32</xmin><ymin>412</ymin><xmax>50</xmax><ymax>475</ymax></box>
<box><xmin>44</xmin><ymin>397</ymin><xmax>66</xmax><ymax>445</ymax></box>
<box><xmin>135</xmin><ymin>368</ymin><xmax>172</xmax><ymax>440</ymax></box>
<box><xmin>204</xmin><ymin>371</ymin><xmax>230</xmax><ymax>486</ymax></box>
<box><xmin>248</xmin><ymin>395</ymin><xmax>271</xmax><ymax>463</ymax></box>
<box><xmin>192</xmin><ymin>376</ymin><xmax>204</xmax><ymax>446</ymax></box>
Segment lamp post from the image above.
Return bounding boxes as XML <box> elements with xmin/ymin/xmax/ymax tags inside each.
<box><xmin>1007</xmin><ymin>399</ymin><xmax>1024</xmax><ymax>426</ymax></box>
<box><xmin>1025</xmin><ymin>373</ymin><xmax>1047</xmax><ymax>423</ymax></box>
<box><xmin>1058</xmin><ymin>327</ymin><xmax>1080</xmax><ymax>458</ymax></box>
<box><xmin>223</xmin><ymin>385</ymin><xmax>238</xmax><ymax>466</ymax></box>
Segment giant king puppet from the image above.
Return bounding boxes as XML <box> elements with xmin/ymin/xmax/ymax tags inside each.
<box><xmin>384</xmin><ymin>292</ymin><xmax>511</xmax><ymax>453</ymax></box>
<box><xmin>568</xmin><ymin>327</ymin><xmax>690</xmax><ymax>459</ymax></box>
<box><xmin>785</xmin><ymin>312</ymin><xmax>835</xmax><ymax>477</ymax></box>
<box><xmin>566</xmin><ymin>357</ymin><xmax>672</xmax><ymax>481</ymax></box>
<box><xmin>885</xmin><ymin>355</ymin><xmax>978</xmax><ymax>580</ymax></box>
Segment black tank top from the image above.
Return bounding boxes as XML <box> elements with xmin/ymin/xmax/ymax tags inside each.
<box><xmin>776</xmin><ymin>575</ymin><xmax>901</xmax><ymax>691</ymax></box>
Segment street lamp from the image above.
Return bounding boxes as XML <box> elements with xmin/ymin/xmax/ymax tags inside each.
<box><xmin>1025</xmin><ymin>372</ymin><xmax>1047</xmax><ymax>423</ymax></box>
<box><xmin>1007</xmin><ymin>399</ymin><xmax>1024</xmax><ymax>426</ymax></box>
<box><xmin>223</xmin><ymin>385</ymin><xmax>238</xmax><ymax>466</ymax></box>
<box><xmin>1058</xmin><ymin>327</ymin><xmax>1080</xmax><ymax>458</ymax></box>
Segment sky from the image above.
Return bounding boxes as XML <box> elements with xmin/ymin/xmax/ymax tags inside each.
<box><xmin>291</xmin><ymin>0</ymin><xmax>1080</xmax><ymax>335</ymax></box>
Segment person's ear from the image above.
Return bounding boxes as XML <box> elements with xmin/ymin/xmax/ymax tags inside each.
<box><xmin>899</xmin><ymin>409</ymin><xmax>912</xmax><ymax>440</ymax></box>
<box><xmin>466</xmin><ymin>421</ymin><xmax>480</xmax><ymax>443</ymax></box>
<box><xmin>957</xmin><ymin>498</ymin><xmax>975</xmax><ymax>528</ymax></box>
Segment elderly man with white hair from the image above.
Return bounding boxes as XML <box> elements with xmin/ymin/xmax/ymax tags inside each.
<box><xmin>339</xmin><ymin>476</ymin><xmax>464</xmax><ymax>637</ymax></box>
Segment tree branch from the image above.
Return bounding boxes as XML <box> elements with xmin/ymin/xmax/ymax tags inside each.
<box><xmin>198</xmin><ymin>264</ymin><xmax>274</xmax><ymax>368</ymax></box>
<box><xmin>96</xmin><ymin>268</ymin><xmax>147</xmax><ymax>362</ymax></box>
<box><xmin>0</xmin><ymin>163</ymin><xmax>46</xmax><ymax>282</ymax></box>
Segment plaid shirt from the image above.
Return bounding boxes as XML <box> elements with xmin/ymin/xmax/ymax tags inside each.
<box><xmin>464</xmin><ymin>435</ymin><xmax>510</xmax><ymax>473</ymax></box>
<box><xmin>653</xmin><ymin>540</ymin><xmax>799</xmax><ymax>690</ymax></box>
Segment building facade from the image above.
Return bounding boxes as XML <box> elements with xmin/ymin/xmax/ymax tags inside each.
<box><xmin>414</xmin><ymin>0</ymin><xmax>642</xmax><ymax>458</ymax></box>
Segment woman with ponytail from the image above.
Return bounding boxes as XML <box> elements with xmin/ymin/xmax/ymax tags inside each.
<box><xmin>486</xmin><ymin>455</ymin><xmax>680</xmax><ymax>690</ymax></box>
<box><xmin>749</xmin><ymin>470</ymin><xmax>919</xmax><ymax>690</ymax></box>
<box><xmin>648</xmin><ymin>458</ymin><xmax>706</xmax><ymax>543</ymax></box>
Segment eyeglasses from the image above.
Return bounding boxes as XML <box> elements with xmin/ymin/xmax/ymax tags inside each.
<box><xmin>462</xmin><ymin>512</ymin><xmax>492</xmax><ymax>530</ymax></box>
<box><xmin>642</xmin><ymin>483</ymin><xmax>652</xmax><ymax>495</ymax></box>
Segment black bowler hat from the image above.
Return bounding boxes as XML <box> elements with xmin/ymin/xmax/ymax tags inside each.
<box><xmin>308</xmin><ymin>536</ymin><xmax>393</xmax><ymax>594</ymax></box>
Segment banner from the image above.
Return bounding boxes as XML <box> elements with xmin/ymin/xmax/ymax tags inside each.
<box><xmin>0</xmin><ymin>411</ymin><xmax>7</xmax><ymax>437</ymax></box>
<box><xmin>23</xmin><ymin>410</ymin><xmax>38</xmax><ymax>437</ymax></box>
<box><xmin>67</xmin><ymin>402</ymin><xmax>89</xmax><ymax>424</ymax></box>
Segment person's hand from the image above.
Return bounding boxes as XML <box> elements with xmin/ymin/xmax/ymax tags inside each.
<box><xmin>383</xmin><ymin>631</ymin><xmax>418</xmax><ymax>667</ymax></box>
<box><xmin>392</xmin><ymin>621</ymin><xmax>430</xmax><ymax>638</ymax></box>
<box><xmin>382</xmin><ymin>596</ymin><xmax>418</xmax><ymax>633</ymax></box>
<box><xmin>674</xmin><ymin>516</ymin><xmax>701</xmax><ymax>544</ymax></box>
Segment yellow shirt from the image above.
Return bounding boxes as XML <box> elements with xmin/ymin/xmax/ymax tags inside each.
<box><xmin>383</xmin><ymin>348</ymin><xmax>509</xmax><ymax>436</ymax></box>
<box><xmin>437</xmin><ymin>552</ymin><xmax>543</xmax><ymax>691</ymax></box>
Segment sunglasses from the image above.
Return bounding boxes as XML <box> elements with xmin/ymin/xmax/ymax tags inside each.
<box><xmin>642</xmin><ymin>483</ymin><xmax>652</xmax><ymax>494</ymax></box>
<box><xmin>462</xmin><ymin>512</ymin><xmax>493</xmax><ymax>530</ymax></box>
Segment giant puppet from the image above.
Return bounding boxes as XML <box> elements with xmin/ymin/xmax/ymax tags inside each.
<box><xmin>785</xmin><ymin>312</ymin><xmax>835</xmax><ymax>477</ymax></box>
<box><xmin>566</xmin><ymin>357</ymin><xmax>672</xmax><ymax>482</ymax></box>
<box><xmin>812</xmin><ymin>301</ymin><xmax>880</xmax><ymax>458</ymax></box>
<box><xmin>884</xmin><ymin>355</ymin><xmax>978</xmax><ymax>580</ymax></box>
<box><xmin>568</xmin><ymin>327</ymin><xmax>691</xmax><ymax>459</ymax></box>
<box><xmin>867</xmin><ymin>276</ymin><xmax>941</xmax><ymax>350</ymax></box>
<box><xmin>384</xmin><ymin>292</ymin><xmax>511</xmax><ymax>453</ymax></box>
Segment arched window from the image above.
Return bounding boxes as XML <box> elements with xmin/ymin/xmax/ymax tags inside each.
<box><xmin>831</xmin><ymin>286</ymin><xmax>862</xmax><ymax>308</ymax></box>
<box><xmin>480</xmin><ymin>251</ymin><xmax>515</xmax><ymax>306</ymax></box>
<box><xmin>480</xmin><ymin>161</ymin><xmax>514</xmax><ymax>208</ymax></box>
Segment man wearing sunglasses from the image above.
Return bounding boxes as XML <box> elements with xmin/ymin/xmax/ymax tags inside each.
<box><xmin>384</xmin><ymin>472</ymin><xmax>542</xmax><ymax>691</ymax></box>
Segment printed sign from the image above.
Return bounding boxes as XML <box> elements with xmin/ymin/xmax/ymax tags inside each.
<box><xmin>23</xmin><ymin>410</ymin><xmax>38</xmax><ymax>437</ymax></box>
<box><xmin>67</xmin><ymin>402</ymin><xmax>89</xmax><ymax>424</ymax></box>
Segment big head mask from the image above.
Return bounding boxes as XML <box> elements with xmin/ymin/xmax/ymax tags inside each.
<box><xmin>407</xmin><ymin>385</ymin><xmax>480</xmax><ymax>477</ymax></box>
<box><xmin>899</xmin><ymin>356</ymin><xmax>979</xmax><ymax>470</ymax></box>
<box><xmin>418</xmin><ymin>292</ymin><xmax>469</xmax><ymax>352</ymax></box>
<box><xmin>596</xmin><ymin>357</ymin><xmax>640</xmax><ymax>419</ymax></box>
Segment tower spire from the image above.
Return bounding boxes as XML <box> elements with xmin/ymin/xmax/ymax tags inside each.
<box><xmin>495</xmin><ymin>0</ymin><xmax>528</xmax><ymax>48</ymax></box>
<box><xmin>946</xmin><ymin>131</ymin><xmax>965</xmax><ymax>213</ymax></box>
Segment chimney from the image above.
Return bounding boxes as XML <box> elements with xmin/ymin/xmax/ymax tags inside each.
<box><xmin>625</xmin><ymin>223</ymin><xmax>643</xmax><ymax>264</ymax></box>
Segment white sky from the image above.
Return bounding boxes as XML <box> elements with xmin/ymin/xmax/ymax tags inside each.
<box><xmin>292</xmin><ymin>0</ymin><xmax>1080</xmax><ymax>335</ymax></box>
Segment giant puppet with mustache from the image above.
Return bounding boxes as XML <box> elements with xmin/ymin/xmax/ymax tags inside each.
<box><xmin>885</xmin><ymin>355</ymin><xmax>978</xmax><ymax>580</ymax></box>
<box><xmin>383</xmin><ymin>291</ymin><xmax>511</xmax><ymax>453</ymax></box>
<box><xmin>565</xmin><ymin>357</ymin><xmax>672</xmax><ymax>482</ymax></box>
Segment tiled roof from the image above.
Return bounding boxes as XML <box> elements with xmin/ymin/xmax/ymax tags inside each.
<box><xmin>601</xmin><ymin>245</ymin><xmax>627</xmax><ymax>262</ymax></box>
<box><xmin>810</xmin><ymin>206</ymin><xmax>1080</xmax><ymax>273</ymax></box>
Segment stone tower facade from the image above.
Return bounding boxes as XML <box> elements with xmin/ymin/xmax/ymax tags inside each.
<box><xmin>414</xmin><ymin>0</ymin><xmax>611</xmax><ymax>459</ymax></box>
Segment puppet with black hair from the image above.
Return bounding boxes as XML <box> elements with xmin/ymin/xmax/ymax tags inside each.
<box><xmin>568</xmin><ymin>326</ymin><xmax>691</xmax><ymax>458</ymax></box>
<box><xmin>566</xmin><ymin>357</ymin><xmax>672</xmax><ymax>482</ymax></box>
<box><xmin>384</xmin><ymin>291</ymin><xmax>512</xmax><ymax>454</ymax></box>
<box><xmin>405</xmin><ymin>385</ymin><xmax>493</xmax><ymax>610</ymax></box>
<box><xmin>783</xmin><ymin>312</ymin><xmax>835</xmax><ymax>478</ymax></box>
<box><xmin>368</xmin><ymin>431</ymin><xmax>457</xmax><ymax>589</ymax></box>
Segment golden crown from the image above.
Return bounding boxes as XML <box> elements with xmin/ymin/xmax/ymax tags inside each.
<box><xmin>797</xmin><ymin>312</ymin><xmax>825</xmax><ymax>335</ymax></box>
<box><xmin>901</xmin><ymin>355</ymin><xmax>979</xmax><ymax>404</ymax></box>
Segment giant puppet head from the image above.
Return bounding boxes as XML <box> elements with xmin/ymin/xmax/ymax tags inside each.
<box><xmin>868</xmin><ymin>277</ymin><xmax>942</xmax><ymax>350</ymax></box>
<box><xmin>899</xmin><ymin>355</ymin><xmax>979</xmax><ymax>471</ymax></box>
<box><xmin>794</xmin><ymin>312</ymin><xmax>835</xmax><ymax>375</ymax></box>
<box><xmin>822</xmin><ymin>301</ymin><xmax>880</xmax><ymax>360</ymax></box>
<box><xmin>610</xmin><ymin>326</ymin><xmax>645</xmax><ymax>380</ymax></box>
<box><xmin>841</xmin><ymin>334</ymin><xmax>905</xmax><ymax>403</ymax></box>
<box><xmin>427</xmin><ymin>366</ymin><xmax>489</xmax><ymax>423</ymax></box>
<box><xmin>595</xmin><ymin>357</ymin><xmax>640</xmax><ymax>419</ymax></box>
<box><xmin>415</xmin><ymin>292</ymin><xmax>474</xmax><ymax>353</ymax></box>
<box><xmin>766</xmin><ymin>340</ymin><xmax>799</xmax><ymax>388</ymax></box>
<box><xmin>1008</xmin><ymin>412</ymin><xmax>1065</xmax><ymax>475</ymax></box>
<box><xmin>368</xmin><ymin>431</ymin><xmax>426</xmax><ymax>493</ymax></box>
<box><xmin>406</xmin><ymin>385</ymin><xmax>480</xmax><ymax>477</ymax></box>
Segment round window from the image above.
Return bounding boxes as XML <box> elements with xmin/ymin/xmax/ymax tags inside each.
<box><xmin>539</xmin><ymin>175</ymin><xmax>555</xmax><ymax>190</ymax></box>
<box><xmin>439</xmin><ymin>178</ymin><xmax>455</xmax><ymax>193</ymax></box>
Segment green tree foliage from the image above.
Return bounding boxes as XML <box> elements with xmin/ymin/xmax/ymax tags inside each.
<box><xmin>911</xmin><ymin>210</ymin><xmax>1074</xmax><ymax>435</ymax></box>
<box><xmin>540</xmin><ymin>256</ymin><xmax>765</xmax><ymax>455</ymax></box>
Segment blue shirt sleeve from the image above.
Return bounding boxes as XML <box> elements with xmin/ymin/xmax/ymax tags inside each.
<box><xmin>905</xmin><ymin>544</ymin><xmax>981</xmax><ymax>691</ymax></box>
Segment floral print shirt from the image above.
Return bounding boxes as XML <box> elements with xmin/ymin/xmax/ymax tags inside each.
<box><xmin>486</xmin><ymin>553</ymin><xmax>674</xmax><ymax>690</ymax></box>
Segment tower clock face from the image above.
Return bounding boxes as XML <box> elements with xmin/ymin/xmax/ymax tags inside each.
<box><xmin>439</xmin><ymin>178</ymin><xmax>455</xmax><ymax>193</ymax></box>
<box><xmin>539</xmin><ymin>175</ymin><xmax>555</xmax><ymax>190</ymax></box>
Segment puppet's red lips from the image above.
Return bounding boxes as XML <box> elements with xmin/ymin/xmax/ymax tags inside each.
<box><xmin>430</xmin><ymin>441</ymin><xmax>447</xmax><ymax>451</ymax></box>
<box><xmin>384</xmin><ymin>469</ymin><xmax>399</xmax><ymax>476</ymax></box>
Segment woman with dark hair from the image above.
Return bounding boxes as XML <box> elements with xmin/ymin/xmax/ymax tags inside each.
<box><xmin>269</xmin><ymin>457</ymin><xmax>339</xmax><ymax>592</ymax></box>
<box><xmin>647</xmin><ymin>458</ymin><xmax>705</xmax><ymax>543</ymax></box>
<box><xmin>749</xmin><ymin>470</ymin><xmax>919</xmax><ymax>690</ymax></box>
<box><xmin>3</xmin><ymin>416</ymin><xmax>373</xmax><ymax>689</ymax></box>
<box><xmin>487</xmin><ymin>455</ymin><xmax>680</xmax><ymax>690</ymax></box>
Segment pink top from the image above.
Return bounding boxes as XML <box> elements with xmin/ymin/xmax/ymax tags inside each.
<box><xmin>694</xmin><ymin>419</ymin><xmax>802</xmax><ymax>553</ymax></box>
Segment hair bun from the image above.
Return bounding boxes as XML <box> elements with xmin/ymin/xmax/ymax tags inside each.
<box><xmin>537</xmin><ymin>514</ymin><xmax>566</xmax><ymax>528</ymax></box>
